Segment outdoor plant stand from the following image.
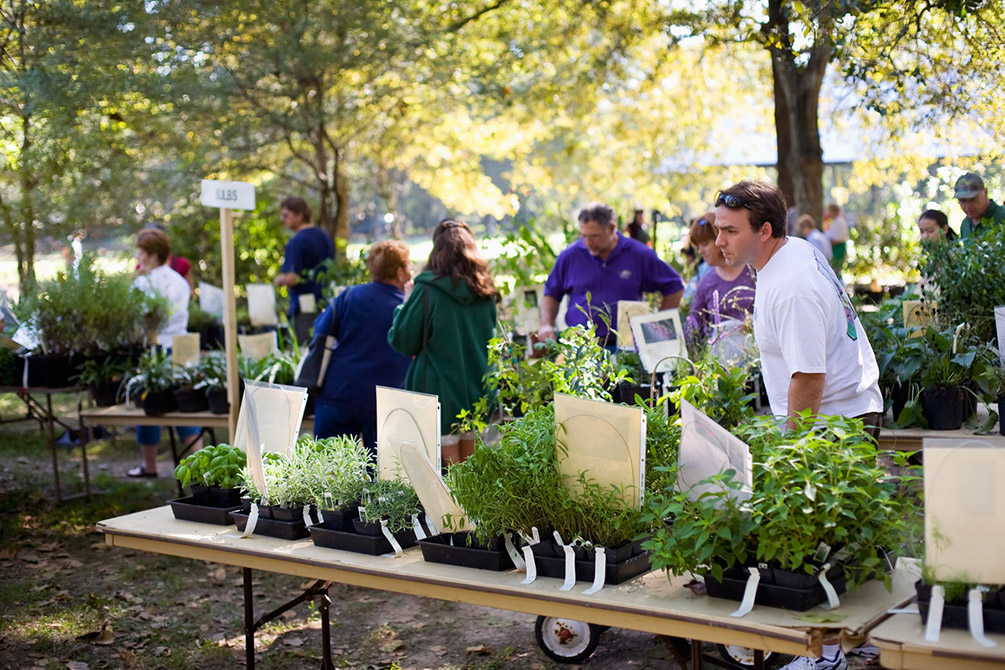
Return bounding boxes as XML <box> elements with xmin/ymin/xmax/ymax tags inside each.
<box><xmin>98</xmin><ymin>506</ymin><xmax>917</xmax><ymax>670</ymax></box>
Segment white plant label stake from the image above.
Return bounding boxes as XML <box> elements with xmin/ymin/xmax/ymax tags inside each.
<box><xmin>817</xmin><ymin>563</ymin><xmax>841</xmax><ymax>610</ymax></box>
<box><xmin>968</xmin><ymin>587</ymin><xmax>997</xmax><ymax>648</ymax></box>
<box><xmin>301</xmin><ymin>504</ymin><xmax>314</xmax><ymax>528</ymax></box>
<box><xmin>924</xmin><ymin>584</ymin><xmax>945</xmax><ymax>642</ymax></box>
<box><xmin>560</xmin><ymin>544</ymin><xmax>577</xmax><ymax>591</ymax></box>
<box><xmin>731</xmin><ymin>567</ymin><xmax>761</xmax><ymax>617</ymax></box>
<box><xmin>241</xmin><ymin>502</ymin><xmax>260</xmax><ymax>538</ymax></box>
<box><xmin>424</xmin><ymin>513</ymin><xmax>439</xmax><ymax>537</ymax></box>
<box><xmin>380</xmin><ymin>519</ymin><xmax>404</xmax><ymax>557</ymax></box>
<box><xmin>582</xmin><ymin>546</ymin><xmax>607</xmax><ymax>595</ymax></box>
<box><xmin>520</xmin><ymin>544</ymin><xmax>537</xmax><ymax>584</ymax></box>
<box><xmin>411</xmin><ymin>514</ymin><xmax>427</xmax><ymax>540</ymax></box>
<box><xmin>504</xmin><ymin>533</ymin><xmax>527</xmax><ymax>572</ymax></box>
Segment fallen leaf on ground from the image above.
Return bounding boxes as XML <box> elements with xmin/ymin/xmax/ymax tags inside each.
<box><xmin>797</xmin><ymin>612</ymin><xmax>848</xmax><ymax>623</ymax></box>
<box><xmin>283</xmin><ymin>637</ymin><xmax>304</xmax><ymax>647</ymax></box>
<box><xmin>466</xmin><ymin>645</ymin><xmax>492</xmax><ymax>655</ymax></box>
<box><xmin>76</xmin><ymin>619</ymin><xmax>115</xmax><ymax>645</ymax></box>
<box><xmin>65</xmin><ymin>662</ymin><xmax>88</xmax><ymax>670</ymax></box>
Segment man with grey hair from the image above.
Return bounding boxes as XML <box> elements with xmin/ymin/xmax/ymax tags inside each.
<box><xmin>540</xmin><ymin>202</ymin><xmax>683</xmax><ymax>346</ymax></box>
<box><xmin>954</xmin><ymin>172</ymin><xmax>1005</xmax><ymax>239</ymax></box>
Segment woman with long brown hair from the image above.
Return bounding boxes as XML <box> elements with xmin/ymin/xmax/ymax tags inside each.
<box><xmin>388</xmin><ymin>219</ymin><xmax>498</xmax><ymax>438</ymax></box>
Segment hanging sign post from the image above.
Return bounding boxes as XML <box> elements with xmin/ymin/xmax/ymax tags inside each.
<box><xmin>201</xmin><ymin>179</ymin><xmax>257</xmax><ymax>440</ymax></box>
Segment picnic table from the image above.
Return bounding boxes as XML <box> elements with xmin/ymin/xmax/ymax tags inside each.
<box><xmin>871</xmin><ymin>611</ymin><xmax>1005</xmax><ymax>670</ymax></box>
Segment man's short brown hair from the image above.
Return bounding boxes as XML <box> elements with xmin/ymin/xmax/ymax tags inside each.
<box><xmin>136</xmin><ymin>227</ymin><xmax>171</xmax><ymax>265</ymax></box>
<box><xmin>718</xmin><ymin>180</ymin><xmax>787</xmax><ymax>238</ymax></box>
<box><xmin>280</xmin><ymin>197</ymin><xmax>312</xmax><ymax>224</ymax></box>
<box><xmin>367</xmin><ymin>240</ymin><xmax>410</xmax><ymax>283</ymax></box>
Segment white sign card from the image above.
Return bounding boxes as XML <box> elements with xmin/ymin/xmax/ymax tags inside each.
<box><xmin>297</xmin><ymin>293</ymin><xmax>317</xmax><ymax>314</ymax></box>
<box><xmin>171</xmin><ymin>333</ymin><xmax>201</xmax><ymax>368</ymax></box>
<box><xmin>676</xmin><ymin>398</ymin><xmax>753</xmax><ymax>504</ymax></box>
<box><xmin>903</xmin><ymin>300</ymin><xmax>938</xmax><ymax>333</ymax></box>
<box><xmin>246</xmin><ymin>284</ymin><xmax>278</xmax><ymax>327</ymax></box>
<box><xmin>238</xmin><ymin>332</ymin><xmax>278</xmax><ymax>362</ymax></box>
<box><xmin>0</xmin><ymin>289</ymin><xmax>18</xmax><ymax>329</ymax></box>
<box><xmin>508</xmin><ymin>284</ymin><xmax>544</xmax><ymax>336</ymax></box>
<box><xmin>616</xmin><ymin>300</ymin><xmax>651</xmax><ymax>349</ymax></box>
<box><xmin>629</xmin><ymin>309</ymin><xmax>687</xmax><ymax>373</ymax></box>
<box><xmin>398</xmin><ymin>441</ymin><xmax>470</xmax><ymax>533</ymax></box>
<box><xmin>199</xmin><ymin>282</ymin><xmax>225</xmax><ymax>319</ymax></box>
<box><xmin>200</xmin><ymin>179</ymin><xmax>256</xmax><ymax>211</ymax></box>
<box><xmin>995</xmin><ymin>306</ymin><xmax>1005</xmax><ymax>359</ymax></box>
<box><xmin>553</xmin><ymin>393</ymin><xmax>646</xmax><ymax>508</ymax></box>
<box><xmin>924</xmin><ymin>440</ymin><xmax>1005</xmax><ymax>584</ymax></box>
<box><xmin>375</xmin><ymin>386</ymin><xmax>441</xmax><ymax>480</ymax></box>
<box><xmin>234</xmin><ymin>380</ymin><xmax>309</xmax><ymax>498</ymax></box>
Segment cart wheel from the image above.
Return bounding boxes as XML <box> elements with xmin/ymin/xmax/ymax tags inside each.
<box><xmin>716</xmin><ymin>644</ymin><xmax>784</xmax><ymax>669</ymax></box>
<box><xmin>534</xmin><ymin>616</ymin><xmax>602</xmax><ymax>664</ymax></box>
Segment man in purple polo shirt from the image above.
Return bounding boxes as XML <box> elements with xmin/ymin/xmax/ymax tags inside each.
<box><xmin>539</xmin><ymin>202</ymin><xmax>684</xmax><ymax>346</ymax></box>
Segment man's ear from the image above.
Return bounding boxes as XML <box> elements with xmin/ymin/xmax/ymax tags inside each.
<box><xmin>758</xmin><ymin>221</ymin><xmax>774</xmax><ymax>241</ymax></box>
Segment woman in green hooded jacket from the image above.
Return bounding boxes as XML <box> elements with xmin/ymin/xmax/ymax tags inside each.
<box><xmin>387</xmin><ymin>219</ymin><xmax>498</xmax><ymax>435</ymax></box>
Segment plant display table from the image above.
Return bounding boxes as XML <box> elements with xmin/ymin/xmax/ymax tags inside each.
<box><xmin>99</xmin><ymin>506</ymin><xmax>916</xmax><ymax>670</ymax></box>
<box><xmin>79</xmin><ymin>404</ymin><xmax>315</xmax><ymax>495</ymax></box>
<box><xmin>877</xmin><ymin>426</ymin><xmax>1005</xmax><ymax>451</ymax></box>
<box><xmin>870</xmin><ymin>611</ymin><xmax>1005</xmax><ymax>669</ymax></box>
<box><xmin>0</xmin><ymin>385</ymin><xmax>86</xmax><ymax>501</ymax></box>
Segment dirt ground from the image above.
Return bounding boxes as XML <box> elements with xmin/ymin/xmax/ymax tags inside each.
<box><xmin>0</xmin><ymin>395</ymin><xmax>883</xmax><ymax>670</ymax></box>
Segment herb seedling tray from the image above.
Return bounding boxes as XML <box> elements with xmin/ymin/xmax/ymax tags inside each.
<box><xmin>308</xmin><ymin>525</ymin><xmax>417</xmax><ymax>556</ymax></box>
<box><xmin>169</xmin><ymin>496</ymin><xmax>240</xmax><ymax>526</ymax></box>
<box><xmin>704</xmin><ymin>565</ymin><xmax>848</xmax><ymax>612</ymax></box>
<box><xmin>231</xmin><ymin>511</ymin><xmax>310</xmax><ymax>540</ymax></box>
<box><xmin>418</xmin><ymin>533</ymin><xmax>514</xmax><ymax>571</ymax></box>
<box><xmin>916</xmin><ymin>581</ymin><xmax>1005</xmax><ymax>633</ymax></box>
<box><xmin>533</xmin><ymin>550</ymin><xmax>652</xmax><ymax>584</ymax></box>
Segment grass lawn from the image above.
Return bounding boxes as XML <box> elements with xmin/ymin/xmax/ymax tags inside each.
<box><xmin>0</xmin><ymin>394</ymin><xmax>681</xmax><ymax>670</ymax></box>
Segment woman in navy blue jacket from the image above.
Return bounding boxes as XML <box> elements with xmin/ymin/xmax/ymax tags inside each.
<box><xmin>312</xmin><ymin>241</ymin><xmax>412</xmax><ymax>453</ymax></box>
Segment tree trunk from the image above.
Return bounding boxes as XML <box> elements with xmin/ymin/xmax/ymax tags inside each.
<box><xmin>18</xmin><ymin>112</ymin><xmax>36</xmax><ymax>288</ymax></box>
<box><xmin>332</xmin><ymin>149</ymin><xmax>349</xmax><ymax>264</ymax></box>
<box><xmin>376</xmin><ymin>166</ymin><xmax>404</xmax><ymax>240</ymax></box>
<box><xmin>766</xmin><ymin>0</ymin><xmax>832</xmax><ymax>228</ymax></box>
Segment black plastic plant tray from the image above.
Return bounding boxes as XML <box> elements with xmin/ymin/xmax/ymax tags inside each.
<box><xmin>533</xmin><ymin>551</ymin><xmax>652</xmax><ymax>585</ymax></box>
<box><xmin>231</xmin><ymin>512</ymin><xmax>310</xmax><ymax>540</ymax></box>
<box><xmin>418</xmin><ymin>533</ymin><xmax>514</xmax><ymax>571</ymax></box>
<box><xmin>309</xmin><ymin>525</ymin><xmax>417</xmax><ymax>556</ymax></box>
<box><xmin>916</xmin><ymin>583</ymin><xmax>1005</xmax><ymax>633</ymax></box>
<box><xmin>704</xmin><ymin>568</ymin><xmax>848</xmax><ymax>612</ymax></box>
<box><xmin>169</xmin><ymin>496</ymin><xmax>240</xmax><ymax>526</ymax></box>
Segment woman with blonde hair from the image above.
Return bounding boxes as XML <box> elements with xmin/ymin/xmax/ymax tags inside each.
<box><xmin>388</xmin><ymin>219</ymin><xmax>498</xmax><ymax>437</ymax></box>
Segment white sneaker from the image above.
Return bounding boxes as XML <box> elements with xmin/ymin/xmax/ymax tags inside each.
<box><xmin>777</xmin><ymin>653</ymin><xmax>848</xmax><ymax>670</ymax></box>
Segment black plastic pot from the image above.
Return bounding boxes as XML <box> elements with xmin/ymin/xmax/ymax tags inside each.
<box><xmin>207</xmin><ymin>388</ymin><xmax>230</xmax><ymax>414</ymax></box>
<box><xmin>916</xmin><ymin>581</ymin><xmax>1005</xmax><ymax>634</ymax></box>
<box><xmin>169</xmin><ymin>495</ymin><xmax>240</xmax><ymax>525</ymax></box>
<box><xmin>208</xmin><ymin>486</ymin><xmax>242</xmax><ymax>508</ymax></box>
<box><xmin>142</xmin><ymin>388</ymin><xmax>178</xmax><ymax>416</ymax></box>
<box><xmin>90</xmin><ymin>381</ymin><xmax>120</xmax><ymax>407</ymax></box>
<box><xmin>231</xmin><ymin>511</ymin><xmax>309</xmax><ymax>540</ymax></box>
<box><xmin>418</xmin><ymin>532</ymin><xmax>514</xmax><ymax>571</ymax></box>
<box><xmin>921</xmin><ymin>387</ymin><xmax>963</xmax><ymax>430</ymax></box>
<box><xmin>704</xmin><ymin>564</ymin><xmax>847</xmax><ymax>612</ymax></box>
<box><xmin>271</xmin><ymin>505</ymin><xmax>307</xmax><ymax>522</ymax></box>
<box><xmin>889</xmin><ymin>382</ymin><xmax>910</xmax><ymax>421</ymax></box>
<box><xmin>190</xmin><ymin>484</ymin><xmax>211</xmax><ymax>505</ymax></box>
<box><xmin>15</xmin><ymin>353</ymin><xmax>84</xmax><ymax>389</ymax></box>
<box><xmin>316</xmin><ymin>507</ymin><xmax>358</xmax><ymax>532</ymax></box>
<box><xmin>201</xmin><ymin>325</ymin><xmax>225</xmax><ymax>351</ymax></box>
<box><xmin>310</xmin><ymin>525</ymin><xmax>417</xmax><ymax>555</ymax></box>
<box><xmin>174</xmin><ymin>388</ymin><xmax>209</xmax><ymax>413</ymax></box>
<box><xmin>353</xmin><ymin>518</ymin><xmax>385</xmax><ymax>536</ymax></box>
<box><xmin>999</xmin><ymin>395</ymin><xmax>1005</xmax><ymax>436</ymax></box>
<box><xmin>534</xmin><ymin>550</ymin><xmax>652</xmax><ymax>585</ymax></box>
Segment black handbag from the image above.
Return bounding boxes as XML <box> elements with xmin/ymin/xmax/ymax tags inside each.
<box><xmin>294</xmin><ymin>287</ymin><xmax>352</xmax><ymax>393</ymax></box>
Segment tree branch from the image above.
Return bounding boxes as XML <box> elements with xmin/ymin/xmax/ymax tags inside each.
<box><xmin>445</xmin><ymin>0</ymin><xmax>511</xmax><ymax>32</ymax></box>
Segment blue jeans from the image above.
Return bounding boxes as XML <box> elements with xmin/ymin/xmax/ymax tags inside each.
<box><xmin>314</xmin><ymin>398</ymin><xmax>377</xmax><ymax>456</ymax></box>
<box><xmin>136</xmin><ymin>425</ymin><xmax>202</xmax><ymax>446</ymax></box>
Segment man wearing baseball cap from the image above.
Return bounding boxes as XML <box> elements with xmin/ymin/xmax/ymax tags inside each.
<box><xmin>954</xmin><ymin>172</ymin><xmax>1005</xmax><ymax>239</ymax></box>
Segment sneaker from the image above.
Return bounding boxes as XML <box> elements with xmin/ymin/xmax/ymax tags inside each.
<box><xmin>777</xmin><ymin>653</ymin><xmax>848</xmax><ymax>670</ymax></box>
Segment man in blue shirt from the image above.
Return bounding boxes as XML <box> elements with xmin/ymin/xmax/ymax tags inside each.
<box><xmin>273</xmin><ymin>197</ymin><xmax>335</xmax><ymax>340</ymax></box>
<box><xmin>539</xmin><ymin>202</ymin><xmax>684</xmax><ymax>346</ymax></box>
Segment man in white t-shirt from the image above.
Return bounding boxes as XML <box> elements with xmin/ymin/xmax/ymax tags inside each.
<box><xmin>713</xmin><ymin>181</ymin><xmax>882</xmax><ymax>670</ymax></box>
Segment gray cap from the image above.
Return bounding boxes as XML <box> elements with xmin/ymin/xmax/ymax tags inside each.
<box><xmin>954</xmin><ymin>172</ymin><xmax>985</xmax><ymax>199</ymax></box>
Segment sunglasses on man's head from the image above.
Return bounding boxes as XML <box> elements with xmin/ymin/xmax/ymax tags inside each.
<box><xmin>715</xmin><ymin>193</ymin><xmax>752</xmax><ymax>210</ymax></box>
